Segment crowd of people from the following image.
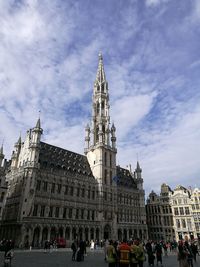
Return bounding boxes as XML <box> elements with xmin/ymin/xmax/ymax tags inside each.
<box><xmin>68</xmin><ymin>238</ymin><xmax>199</xmax><ymax>267</ymax></box>
<box><xmin>177</xmin><ymin>240</ymin><xmax>198</xmax><ymax>267</ymax></box>
<box><xmin>102</xmin><ymin>238</ymin><xmax>199</xmax><ymax>267</ymax></box>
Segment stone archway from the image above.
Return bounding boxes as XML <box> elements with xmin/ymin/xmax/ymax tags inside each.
<box><xmin>78</xmin><ymin>228</ymin><xmax>83</xmax><ymax>241</ymax></box>
<box><xmin>96</xmin><ymin>228</ymin><xmax>100</xmax><ymax>241</ymax></box>
<box><xmin>42</xmin><ymin>228</ymin><xmax>48</xmax><ymax>244</ymax></box>
<box><xmin>65</xmin><ymin>227</ymin><xmax>70</xmax><ymax>240</ymax></box>
<box><xmin>32</xmin><ymin>227</ymin><xmax>40</xmax><ymax>247</ymax></box>
<box><xmin>85</xmin><ymin>228</ymin><xmax>89</xmax><ymax>242</ymax></box>
<box><xmin>90</xmin><ymin>228</ymin><xmax>94</xmax><ymax>240</ymax></box>
<box><xmin>104</xmin><ymin>224</ymin><xmax>111</xmax><ymax>240</ymax></box>
<box><xmin>118</xmin><ymin>229</ymin><xmax>122</xmax><ymax>241</ymax></box>
<box><xmin>72</xmin><ymin>227</ymin><xmax>77</xmax><ymax>240</ymax></box>
<box><xmin>50</xmin><ymin>227</ymin><xmax>57</xmax><ymax>241</ymax></box>
<box><xmin>58</xmin><ymin>227</ymin><xmax>63</xmax><ymax>238</ymax></box>
<box><xmin>123</xmin><ymin>229</ymin><xmax>127</xmax><ymax>241</ymax></box>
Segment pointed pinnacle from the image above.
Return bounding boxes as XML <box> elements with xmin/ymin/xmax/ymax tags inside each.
<box><xmin>96</xmin><ymin>52</ymin><xmax>106</xmax><ymax>83</ymax></box>
<box><xmin>36</xmin><ymin>118</ymin><xmax>41</xmax><ymax>128</ymax></box>
<box><xmin>0</xmin><ymin>144</ymin><xmax>3</xmax><ymax>154</ymax></box>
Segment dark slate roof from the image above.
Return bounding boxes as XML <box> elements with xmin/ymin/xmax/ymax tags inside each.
<box><xmin>39</xmin><ymin>142</ymin><xmax>94</xmax><ymax>177</ymax></box>
<box><xmin>114</xmin><ymin>166</ymin><xmax>137</xmax><ymax>189</ymax></box>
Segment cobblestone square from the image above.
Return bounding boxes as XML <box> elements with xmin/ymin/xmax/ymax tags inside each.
<box><xmin>0</xmin><ymin>249</ymin><xmax>199</xmax><ymax>267</ymax></box>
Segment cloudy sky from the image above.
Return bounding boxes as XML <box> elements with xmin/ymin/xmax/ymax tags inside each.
<box><xmin>0</xmin><ymin>0</ymin><xmax>200</xmax><ymax>195</ymax></box>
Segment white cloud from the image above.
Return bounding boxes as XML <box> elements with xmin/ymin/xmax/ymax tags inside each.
<box><xmin>145</xmin><ymin>0</ymin><xmax>170</xmax><ymax>7</ymax></box>
<box><xmin>111</xmin><ymin>93</ymin><xmax>156</xmax><ymax>140</ymax></box>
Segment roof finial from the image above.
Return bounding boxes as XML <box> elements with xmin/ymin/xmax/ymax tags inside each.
<box><xmin>96</xmin><ymin>52</ymin><xmax>106</xmax><ymax>83</ymax></box>
<box><xmin>98</xmin><ymin>51</ymin><xmax>103</xmax><ymax>60</ymax></box>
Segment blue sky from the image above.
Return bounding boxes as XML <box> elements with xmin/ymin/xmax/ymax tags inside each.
<box><xmin>0</xmin><ymin>0</ymin><xmax>200</xmax><ymax>195</ymax></box>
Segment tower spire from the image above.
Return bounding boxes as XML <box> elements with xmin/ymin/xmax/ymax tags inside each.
<box><xmin>0</xmin><ymin>143</ymin><xmax>4</xmax><ymax>167</ymax></box>
<box><xmin>95</xmin><ymin>52</ymin><xmax>106</xmax><ymax>84</ymax></box>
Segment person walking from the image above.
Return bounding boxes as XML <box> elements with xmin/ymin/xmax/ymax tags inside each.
<box><xmin>137</xmin><ymin>239</ymin><xmax>146</xmax><ymax>267</ymax></box>
<box><xmin>184</xmin><ymin>241</ymin><xmax>193</xmax><ymax>267</ymax></box>
<box><xmin>177</xmin><ymin>241</ymin><xmax>189</xmax><ymax>267</ymax></box>
<box><xmin>155</xmin><ymin>242</ymin><xmax>163</xmax><ymax>266</ymax></box>
<box><xmin>71</xmin><ymin>240</ymin><xmax>77</xmax><ymax>261</ymax></box>
<box><xmin>118</xmin><ymin>239</ymin><xmax>131</xmax><ymax>267</ymax></box>
<box><xmin>130</xmin><ymin>239</ymin><xmax>139</xmax><ymax>267</ymax></box>
<box><xmin>107</xmin><ymin>240</ymin><xmax>117</xmax><ymax>267</ymax></box>
<box><xmin>190</xmin><ymin>242</ymin><xmax>197</xmax><ymax>262</ymax></box>
<box><xmin>145</xmin><ymin>241</ymin><xmax>155</xmax><ymax>266</ymax></box>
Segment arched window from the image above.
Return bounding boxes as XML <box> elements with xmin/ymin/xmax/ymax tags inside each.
<box><xmin>104</xmin><ymin>169</ymin><xmax>107</xmax><ymax>184</ymax></box>
<box><xmin>105</xmin><ymin>152</ymin><xmax>107</xmax><ymax>166</ymax></box>
<box><xmin>96</xmin><ymin>127</ymin><xmax>99</xmax><ymax>142</ymax></box>
<box><xmin>97</xmin><ymin>102</ymin><xmax>100</xmax><ymax>114</ymax></box>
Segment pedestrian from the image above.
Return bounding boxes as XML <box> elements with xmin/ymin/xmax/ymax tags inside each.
<box><xmin>137</xmin><ymin>239</ymin><xmax>146</xmax><ymax>267</ymax></box>
<box><xmin>130</xmin><ymin>239</ymin><xmax>139</xmax><ymax>267</ymax></box>
<box><xmin>79</xmin><ymin>240</ymin><xmax>85</xmax><ymax>261</ymax></box>
<box><xmin>107</xmin><ymin>240</ymin><xmax>117</xmax><ymax>267</ymax></box>
<box><xmin>190</xmin><ymin>242</ymin><xmax>197</xmax><ymax>262</ymax></box>
<box><xmin>145</xmin><ymin>240</ymin><xmax>155</xmax><ymax>266</ymax></box>
<box><xmin>155</xmin><ymin>242</ymin><xmax>163</xmax><ymax>266</ymax></box>
<box><xmin>90</xmin><ymin>239</ymin><xmax>95</xmax><ymax>250</ymax></box>
<box><xmin>118</xmin><ymin>239</ymin><xmax>131</xmax><ymax>267</ymax></box>
<box><xmin>163</xmin><ymin>243</ymin><xmax>168</xmax><ymax>257</ymax></box>
<box><xmin>177</xmin><ymin>241</ymin><xmax>189</xmax><ymax>267</ymax></box>
<box><xmin>184</xmin><ymin>241</ymin><xmax>193</xmax><ymax>267</ymax></box>
<box><xmin>104</xmin><ymin>239</ymin><xmax>109</xmax><ymax>261</ymax></box>
<box><xmin>71</xmin><ymin>240</ymin><xmax>77</xmax><ymax>261</ymax></box>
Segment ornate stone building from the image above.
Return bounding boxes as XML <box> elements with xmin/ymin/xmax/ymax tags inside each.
<box><xmin>0</xmin><ymin>54</ymin><xmax>147</xmax><ymax>247</ymax></box>
<box><xmin>146</xmin><ymin>184</ymin><xmax>175</xmax><ymax>241</ymax></box>
<box><xmin>0</xmin><ymin>146</ymin><xmax>8</xmax><ymax>221</ymax></box>
<box><xmin>170</xmin><ymin>185</ymin><xmax>196</xmax><ymax>241</ymax></box>
<box><xmin>146</xmin><ymin>184</ymin><xmax>199</xmax><ymax>241</ymax></box>
<box><xmin>191</xmin><ymin>188</ymin><xmax>200</xmax><ymax>239</ymax></box>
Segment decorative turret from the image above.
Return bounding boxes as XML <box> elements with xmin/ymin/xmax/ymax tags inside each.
<box><xmin>0</xmin><ymin>144</ymin><xmax>4</xmax><ymax>167</ymax></box>
<box><xmin>135</xmin><ymin>161</ymin><xmax>142</xmax><ymax>179</ymax></box>
<box><xmin>29</xmin><ymin>118</ymin><xmax>43</xmax><ymax>163</ymax></box>
<box><xmin>84</xmin><ymin>124</ymin><xmax>90</xmax><ymax>152</ymax></box>
<box><xmin>11</xmin><ymin>134</ymin><xmax>22</xmax><ymax>168</ymax></box>
<box><xmin>111</xmin><ymin>123</ymin><xmax>116</xmax><ymax>149</ymax></box>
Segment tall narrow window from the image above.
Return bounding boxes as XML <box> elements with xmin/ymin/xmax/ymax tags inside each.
<box><xmin>105</xmin><ymin>152</ymin><xmax>107</xmax><ymax>166</ymax></box>
<box><xmin>110</xmin><ymin>171</ymin><xmax>112</xmax><ymax>185</ymax></box>
<box><xmin>110</xmin><ymin>154</ymin><xmax>112</xmax><ymax>167</ymax></box>
<box><xmin>55</xmin><ymin>207</ymin><xmax>60</xmax><ymax>218</ymax></box>
<box><xmin>104</xmin><ymin>169</ymin><xmax>107</xmax><ymax>184</ymax></box>
<box><xmin>40</xmin><ymin>206</ymin><xmax>45</xmax><ymax>217</ymax></box>
<box><xmin>49</xmin><ymin>206</ymin><xmax>53</xmax><ymax>217</ymax></box>
<box><xmin>57</xmin><ymin>184</ymin><xmax>62</xmax><ymax>194</ymax></box>
<box><xmin>43</xmin><ymin>181</ymin><xmax>48</xmax><ymax>192</ymax></box>
<box><xmin>36</xmin><ymin>180</ymin><xmax>41</xmax><ymax>191</ymax></box>
<box><xmin>64</xmin><ymin>185</ymin><xmax>68</xmax><ymax>195</ymax></box>
<box><xmin>63</xmin><ymin>208</ymin><xmax>67</xmax><ymax>218</ymax></box>
<box><xmin>51</xmin><ymin>183</ymin><xmax>55</xmax><ymax>193</ymax></box>
<box><xmin>69</xmin><ymin>208</ymin><xmax>72</xmax><ymax>219</ymax></box>
<box><xmin>33</xmin><ymin>205</ymin><xmax>38</xmax><ymax>216</ymax></box>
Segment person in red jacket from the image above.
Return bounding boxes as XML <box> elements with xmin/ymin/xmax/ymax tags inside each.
<box><xmin>118</xmin><ymin>239</ymin><xmax>131</xmax><ymax>267</ymax></box>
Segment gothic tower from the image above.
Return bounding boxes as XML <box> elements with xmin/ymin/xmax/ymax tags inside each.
<box><xmin>0</xmin><ymin>144</ymin><xmax>4</xmax><ymax>167</ymax></box>
<box><xmin>85</xmin><ymin>53</ymin><xmax>118</xmax><ymax>239</ymax></box>
<box><xmin>85</xmin><ymin>53</ymin><xmax>117</xmax><ymax>190</ymax></box>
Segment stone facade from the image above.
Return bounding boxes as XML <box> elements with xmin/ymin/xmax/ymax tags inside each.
<box><xmin>0</xmin><ymin>146</ymin><xmax>8</xmax><ymax>221</ymax></box>
<box><xmin>170</xmin><ymin>185</ymin><xmax>196</xmax><ymax>241</ymax></box>
<box><xmin>0</xmin><ymin>54</ymin><xmax>147</xmax><ymax>247</ymax></box>
<box><xmin>146</xmin><ymin>184</ymin><xmax>175</xmax><ymax>241</ymax></box>
<box><xmin>146</xmin><ymin>184</ymin><xmax>199</xmax><ymax>241</ymax></box>
<box><xmin>191</xmin><ymin>188</ymin><xmax>200</xmax><ymax>239</ymax></box>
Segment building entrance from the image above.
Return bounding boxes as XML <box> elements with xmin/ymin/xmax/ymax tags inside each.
<box><xmin>104</xmin><ymin>224</ymin><xmax>111</xmax><ymax>240</ymax></box>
